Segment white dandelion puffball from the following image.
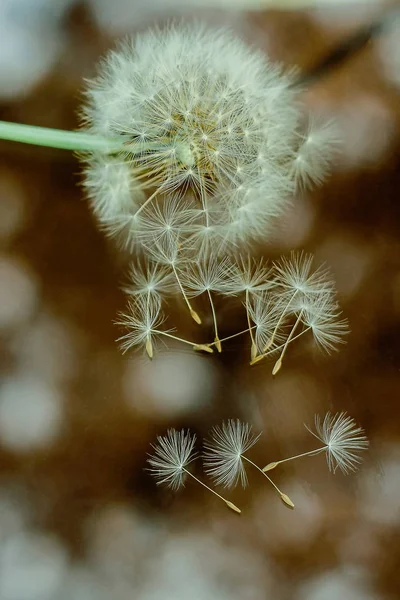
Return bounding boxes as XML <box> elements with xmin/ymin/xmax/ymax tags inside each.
<box><xmin>82</xmin><ymin>23</ymin><xmax>336</xmax><ymax>253</ymax></box>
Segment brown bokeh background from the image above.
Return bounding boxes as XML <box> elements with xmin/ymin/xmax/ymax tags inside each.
<box><xmin>1</xmin><ymin>2</ymin><xmax>400</xmax><ymax>599</ymax></box>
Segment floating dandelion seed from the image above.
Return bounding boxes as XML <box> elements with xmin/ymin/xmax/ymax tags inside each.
<box><xmin>148</xmin><ymin>429</ymin><xmax>241</xmax><ymax>513</ymax></box>
<box><xmin>263</xmin><ymin>412</ymin><xmax>369</xmax><ymax>475</ymax></box>
<box><xmin>204</xmin><ymin>420</ymin><xmax>294</xmax><ymax>509</ymax></box>
<box><xmin>116</xmin><ymin>295</ymin><xmax>212</xmax><ymax>357</ymax></box>
<box><xmin>181</xmin><ymin>257</ymin><xmax>233</xmax><ymax>351</ymax></box>
<box><xmin>123</xmin><ymin>261</ymin><xmax>176</xmax><ymax>301</ymax></box>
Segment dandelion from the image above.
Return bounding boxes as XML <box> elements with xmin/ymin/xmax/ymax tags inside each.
<box><xmin>263</xmin><ymin>412</ymin><xmax>369</xmax><ymax>475</ymax></box>
<box><xmin>148</xmin><ymin>429</ymin><xmax>241</xmax><ymax>513</ymax></box>
<box><xmin>81</xmin><ymin>23</ymin><xmax>336</xmax><ymax>251</ymax></box>
<box><xmin>204</xmin><ymin>420</ymin><xmax>294</xmax><ymax>508</ymax></box>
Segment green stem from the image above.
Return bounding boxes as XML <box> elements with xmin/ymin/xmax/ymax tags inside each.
<box><xmin>0</xmin><ymin>120</ymin><xmax>124</xmax><ymax>153</ymax></box>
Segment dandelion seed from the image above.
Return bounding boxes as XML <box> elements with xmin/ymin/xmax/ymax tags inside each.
<box><xmin>301</xmin><ymin>295</ymin><xmax>349</xmax><ymax>354</ymax></box>
<box><xmin>292</xmin><ymin>117</ymin><xmax>340</xmax><ymax>189</ymax></box>
<box><xmin>309</xmin><ymin>412</ymin><xmax>369</xmax><ymax>474</ymax></box>
<box><xmin>136</xmin><ymin>194</ymin><xmax>198</xmax><ymax>247</ymax></box>
<box><xmin>204</xmin><ymin>419</ymin><xmax>294</xmax><ymax>508</ymax></box>
<box><xmin>144</xmin><ymin>239</ymin><xmax>202</xmax><ymax>324</ymax></box>
<box><xmin>226</xmin><ymin>257</ymin><xmax>273</xmax><ymax>359</ymax></box>
<box><xmin>148</xmin><ymin>428</ymin><xmax>197</xmax><ymax>490</ymax></box>
<box><xmin>227</xmin><ymin>256</ymin><xmax>272</xmax><ymax>296</ymax></box>
<box><xmin>123</xmin><ymin>261</ymin><xmax>176</xmax><ymax>300</ymax></box>
<box><xmin>116</xmin><ymin>295</ymin><xmax>164</xmax><ymax>358</ymax></box>
<box><xmin>246</xmin><ymin>292</ymin><xmax>285</xmax><ymax>360</ymax></box>
<box><xmin>272</xmin><ymin>251</ymin><xmax>334</xmax><ymax>300</ymax></box>
<box><xmin>148</xmin><ymin>429</ymin><xmax>240</xmax><ymax>513</ymax></box>
<box><xmin>263</xmin><ymin>412</ymin><xmax>369</xmax><ymax>475</ymax></box>
<box><xmin>181</xmin><ymin>257</ymin><xmax>233</xmax><ymax>351</ymax></box>
<box><xmin>117</xmin><ymin>295</ymin><xmax>207</xmax><ymax>357</ymax></box>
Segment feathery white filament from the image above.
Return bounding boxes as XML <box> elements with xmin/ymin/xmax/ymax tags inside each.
<box><xmin>306</xmin><ymin>412</ymin><xmax>369</xmax><ymax>474</ymax></box>
<box><xmin>147</xmin><ymin>428</ymin><xmax>197</xmax><ymax>490</ymax></box>
<box><xmin>82</xmin><ymin>23</ymin><xmax>336</xmax><ymax>251</ymax></box>
<box><xmin>203</xmin><ymin>419</ymin><xmax>262</xmax><ymax>488</ymax></box>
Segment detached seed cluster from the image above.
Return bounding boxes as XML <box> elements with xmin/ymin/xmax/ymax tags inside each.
<box><xmin>148</xmin><ymin>414</ymin><xmax>369</xmax><ymax>514</ymax></box>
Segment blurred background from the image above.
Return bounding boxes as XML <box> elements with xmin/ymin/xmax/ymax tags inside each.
<box><xmin>1</xmin><ymin>0</ymin><xmax>400</xmax><ymax>599</ymax></box>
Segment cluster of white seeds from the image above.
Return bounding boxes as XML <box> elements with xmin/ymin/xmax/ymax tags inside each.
<box><xmin>118</xmin><ymin>251</ymin><xmax>348</xmax><ymax>374</ymax></box>
<box><xmin>82</xmin><ymin>23</ymin><xmax>338</xmax><ymax>255</ymax></box>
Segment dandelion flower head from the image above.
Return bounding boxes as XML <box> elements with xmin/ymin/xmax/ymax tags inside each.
<box><xmin>82</xmin><ymin>23</ymin><xmax>336</xmax><ymax>253</ymax></box>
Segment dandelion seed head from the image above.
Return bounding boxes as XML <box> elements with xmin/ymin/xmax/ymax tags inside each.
<box><xmin>203</xmin><ymin>419</ymin><xmax>261</xmax><ymax>488</ymax></box>
<box><xmin>306</xmin><ymin>412</ymin><xmax>369</xmax><ymax>475</ymax></box>
<box><xmin>82</xmin><ymin>22</ymin><xmax>333</xmax><ymax>250</ymax></box>
<box><xmin>147</xmin><ymin>428</ymin><xmax>197</xmax><ymax>490</ymax></box>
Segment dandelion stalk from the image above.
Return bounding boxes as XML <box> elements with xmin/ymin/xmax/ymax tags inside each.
<box><xmin>0</xmin><ymin>120</ymin><xmax>125</xmax><ymax>153</ymax></box>
<box><xmin>0</xmin><ymin>120</ymin><xmax>188</xmax><ymax>157</ymax></box>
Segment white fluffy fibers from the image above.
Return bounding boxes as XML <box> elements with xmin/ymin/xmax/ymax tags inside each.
<box><xmin>82</xmin><ymin>23</ymin><xmax>336</xmax><ymax>252</ymax></box>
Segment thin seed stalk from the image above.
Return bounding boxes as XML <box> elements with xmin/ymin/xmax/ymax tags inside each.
<box><xmin>155</xmin><ymin>330</ymin><xmax>212</xmax><ymax>352</ymax></box>
<box><xmin>183</xmin><ymin>469</ymin><xmax>241</xmax><ymax>514</ymax></box>
<box><xmin>250</xmin><ymin>326</ymin><xmax>311</xmax><ymax>366</ymax></box>
<box><xmin>263</xmin><ymin>289</ymin><xmax>298</xmax><ymax>351</ymax></box>
<box><xmin>171</xmin><ymin>264</ymin><xmax>202</xmax><ymax>324</ymax></box>
<box><xmin>263</xmin><ymin>447</ymin><xmax>326</xmax><ymax>471</ymax></box>
<box><xmin>242</xmin><ymin>456</ymin><xmax>294</xmax><ymax>509</ymax></box>
<box><xmin>245</xmin><ymin>289</ymin><xmax>258</xmax><ymax>361</ymax></box>
<box><xmin>272</xmin><ymin>310</ymin><xmax>303</xmax><ymax>375</ymax></box>
<box><xmin>207</xmin><ymin>289</ymin><xmax>221</xmax><ymax>352</ymax></box>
